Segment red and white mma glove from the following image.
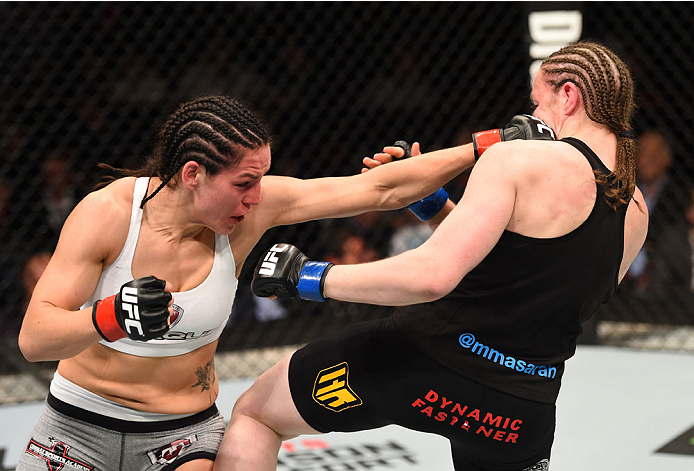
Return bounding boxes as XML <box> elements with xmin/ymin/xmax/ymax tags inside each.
<box><xmin>472</xmin><ymin>114</ymin><xmax>556</xmax><ymax>160</ymax></box>
<box><xmin>92</xmin><ymin>275</ymin><xmax>172</xmax><ymax>342</ymax></box>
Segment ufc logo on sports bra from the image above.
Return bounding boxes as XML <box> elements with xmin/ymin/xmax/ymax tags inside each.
<box><xmin>121</xmin><ymin>286</ymin><xmax>144</xmax><ymax>336</ymax></box>
<box><xmin>257</xmin><ymin>244</ymin><xmax>288</xmax><ymax>276</ymax></box>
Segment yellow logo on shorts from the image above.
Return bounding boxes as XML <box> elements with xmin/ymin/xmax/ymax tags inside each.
<box><xmin>312</xmin><ymin>362</ymin><xmax>362</xmax><ymax>412</ymax></box>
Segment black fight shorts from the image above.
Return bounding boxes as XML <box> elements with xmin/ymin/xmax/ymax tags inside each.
<box><xmin>289</xmin><ymin>317</ymin><xmax>555</xmax><ymax>471</ymax></box>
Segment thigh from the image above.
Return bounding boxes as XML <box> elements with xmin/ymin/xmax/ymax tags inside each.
<box><xmin>290</xmin><ymin>317</ymin><xmax>555</xmax><ymax>470</ymax></box>
<box><xmin>230</xmin><ymin>349</ymin><xmax>323</xmax><ymax>440</ymax></box>
<box><xmin>378</xmin><ymin>333</ymin><xmax>555</xmax><ymax>470</ymax></box>
<box><xmin>440</xmin><ymin>380</ymin><xmax>554</xmax><ymax>470</ymax></box>
<box><xmin>175</xmin><ymin>460</ymin><xmax>213</xmax><ymax>471</ymax></box>
<box><xmin>17</xmin><ymin>404</ymin><xmax>113</xmax><ymax>471</ymax></box>
<box><xmin>288</xmin><ymin>317</ymin><xmax>399</xmax><ymax>433</ymax></box>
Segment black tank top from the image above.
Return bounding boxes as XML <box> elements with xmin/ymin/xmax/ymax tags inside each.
<box><xmin>393</xmin><ymin>138</ymin><xmax>628</xmax><ymax>403</ymax></box>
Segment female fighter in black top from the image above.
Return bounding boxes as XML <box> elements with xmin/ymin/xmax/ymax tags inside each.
<box><xmin>216</xmin><ymin>41</ymin><xmax>648</xmax><ymax>471</ymax></box>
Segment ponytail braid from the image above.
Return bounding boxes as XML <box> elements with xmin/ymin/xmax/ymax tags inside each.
<box><xmin>541</xmin><ymin>42</ymin><xmax>636</xmax><ymax>209</ymax></box>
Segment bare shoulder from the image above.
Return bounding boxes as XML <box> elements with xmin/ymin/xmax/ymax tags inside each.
<box><xmin>259</xmin><ymin>175</ymin><xmax>300</xmax><ymax>202</ymax></box>
<box><xmin>252</xmin><ymin>174</ymin><xmax>314</xmax><ymax>226</ymax></box>
<box><xmin>56</xmin><ymin>178</ymin><xmax>136</xmax><ymax>261</ymax></box>
<box><xmin>245</xmin><ymin>174</ymin><xmax>297</xmax><ymax>225</ymax></box>
<box><xmin>497</xmin><ymin>139</ymin><xmax>582</xmax><ymax>161</ymax></box>
<box><xmin>77</xmin><ymin>177</ymin><xmax>135</xmax><ymax>222</ymax></box>
<box><xmin>478</xmin><ymin>139</ymin><xmax>578</xmax><ymax>179</ymax></box>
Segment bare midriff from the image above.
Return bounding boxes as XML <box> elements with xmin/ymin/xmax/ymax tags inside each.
<box><xmin>57</xmin><ymin>340</ymin><xmax>219</xmax><ymax>415</ymax></box>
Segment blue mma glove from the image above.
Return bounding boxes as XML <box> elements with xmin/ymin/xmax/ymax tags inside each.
<box><xmin>252</xmin><ymin>243</ymin><xmax>333</xmax><ymax>302</ymax></box>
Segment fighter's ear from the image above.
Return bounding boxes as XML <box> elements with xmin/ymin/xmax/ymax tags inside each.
<box><xmin>180</xmin><ymin>161</ymin><xmax>202</xmax><ymax>189</ymax></box>
<box><xmin>561</xmin><ymin>81</ymin><xmax>582</xmax><ymax>116</ymax></box>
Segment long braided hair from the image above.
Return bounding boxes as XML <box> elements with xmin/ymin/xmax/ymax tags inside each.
<box><xmin>97</xmin><ymin>96</ymin><xmax>269</xmax><ymax>208</ymax></box>
<box><xmin>540</xmin><ymin>41</ymin><xmax>636</xmax><ymax>209</ymax></box>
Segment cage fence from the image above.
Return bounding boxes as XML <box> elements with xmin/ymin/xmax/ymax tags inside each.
<box><xmin>1</xmin><ymin>2</ymin><xmax>693</xmax><ymax>404</ymax></box>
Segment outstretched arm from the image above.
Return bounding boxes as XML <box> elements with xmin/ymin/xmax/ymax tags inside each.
<box><xmin>327</xmin><ymin>146</ymin><xmax>517</xmax><ymax>304</ymax></box>
<box><xmin>371</xmin><ymin>141</ymin><xmax>456</xmax><ymax>230</ymax></box>
<box><xmin>251</xmin><ymin>146</ymin><xmax>518</xmax><ymax>305</ymax></box>
<box><xmin>258</xmin><ymin>143</ymin><xmax>475</xmax><ymax>229</ymax></box>
<box><xmin>228</xmin><ymin>141</ymin><xmax>468</xmax><ymax>275</ymax></box>
<box><xmin>235</xmin><ymin>115</ymin><xmax>555</xmax><ymax>272</ymax></box>
<box><xmin>256</xmin><ymin>114</ymin><xmax>554</xmax><ymax>230</ymax></box>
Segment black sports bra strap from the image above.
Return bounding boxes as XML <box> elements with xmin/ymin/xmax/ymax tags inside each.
<box><xmin>560</xmin><ymin>137</ymin><xmax>612</xmax><ymax>175</ymax></box>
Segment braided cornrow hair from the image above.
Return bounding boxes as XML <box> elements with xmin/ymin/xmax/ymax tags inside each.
<box><xmin>540</xmin><ymin>41</ymin><xmax>636</xmax><ymax>209</ymax></box>
<box><xmin>96</xmin><ymin>96</ymin><xmax>269</xmax><ymax>207</ymax></box>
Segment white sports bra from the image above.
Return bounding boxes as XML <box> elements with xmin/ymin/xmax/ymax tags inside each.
<box><xmin>82</xmin><ymin>177</ymin><xmax>237</xmax><ymax>357</ymax></box>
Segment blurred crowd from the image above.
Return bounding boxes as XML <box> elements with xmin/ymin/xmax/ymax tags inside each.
<box><xmin>2</xmin><ymin>125</ymin><xmax>693</xmax><ymax>342</ymax></box>
<box><xmin>1</xmin><ymin>2</ymin><xmax>693</xmax><ymax>345</ymax></box>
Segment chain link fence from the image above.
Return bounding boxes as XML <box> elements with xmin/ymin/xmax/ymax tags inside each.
<box><xmin>1</xmin><ymin>2</ymin><xmax>693</xmax><ymax>404</ymax></box>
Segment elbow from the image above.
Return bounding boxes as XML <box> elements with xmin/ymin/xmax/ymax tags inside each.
<box><xmin>406</xmin><ymin>249</ymin><xmax>461</xmax><ymax>302</ymax></box>
<box><xmin>369</xmin><ymin>175</ymin><xmax>407</xmax><ymax>210</ymax></box>
<box><xmin>18</xmin><ymin>329</ymin><xmax>47</xmax><ymax>362</ymax></box>
<box><xmin>18</xmin><ymin>332</ymin><xmax>39</xmax><ymax>362</ymax></box>
<box><xmin>376</xmin><ymin>186</ymin><xmax>407</xmax><ymax>211</ymax></box>
<box><xmin>417</xmin><ymin>275</ymin><xmax>457</xmax><ymax>303</ymax></box>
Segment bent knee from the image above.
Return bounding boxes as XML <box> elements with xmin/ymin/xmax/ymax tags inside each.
<box><xmin>230</xmin><ymin>355</ymin><xmax>293</xmax><ymax>419</ymax></box>
<box><xmin>230</xmin><ymin>387</ymin><xmax>265</xmax><ymax>419</ymax></box>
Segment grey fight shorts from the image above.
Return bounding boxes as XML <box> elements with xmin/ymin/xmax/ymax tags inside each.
<box><xmin>16</xmin><ymin>394</ymin><xmax>225</xmax><ymax>471</ymax></box>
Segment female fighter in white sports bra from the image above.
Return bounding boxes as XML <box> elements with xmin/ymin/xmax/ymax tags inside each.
<box><xmin>17</xmin><ymin>95</ymin><xmax>481</xmax><ymax>470</ymax></box>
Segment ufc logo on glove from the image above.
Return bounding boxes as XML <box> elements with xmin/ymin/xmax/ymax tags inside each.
<box><xmin>258</xmin><ymin>244</ymin><xmax>289</xmax><ymax>276</ymax></box>
<box><xmin>121</xmin><ymin>287</ymin><xmax>144</xmax><ymax>336</ymax></box>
